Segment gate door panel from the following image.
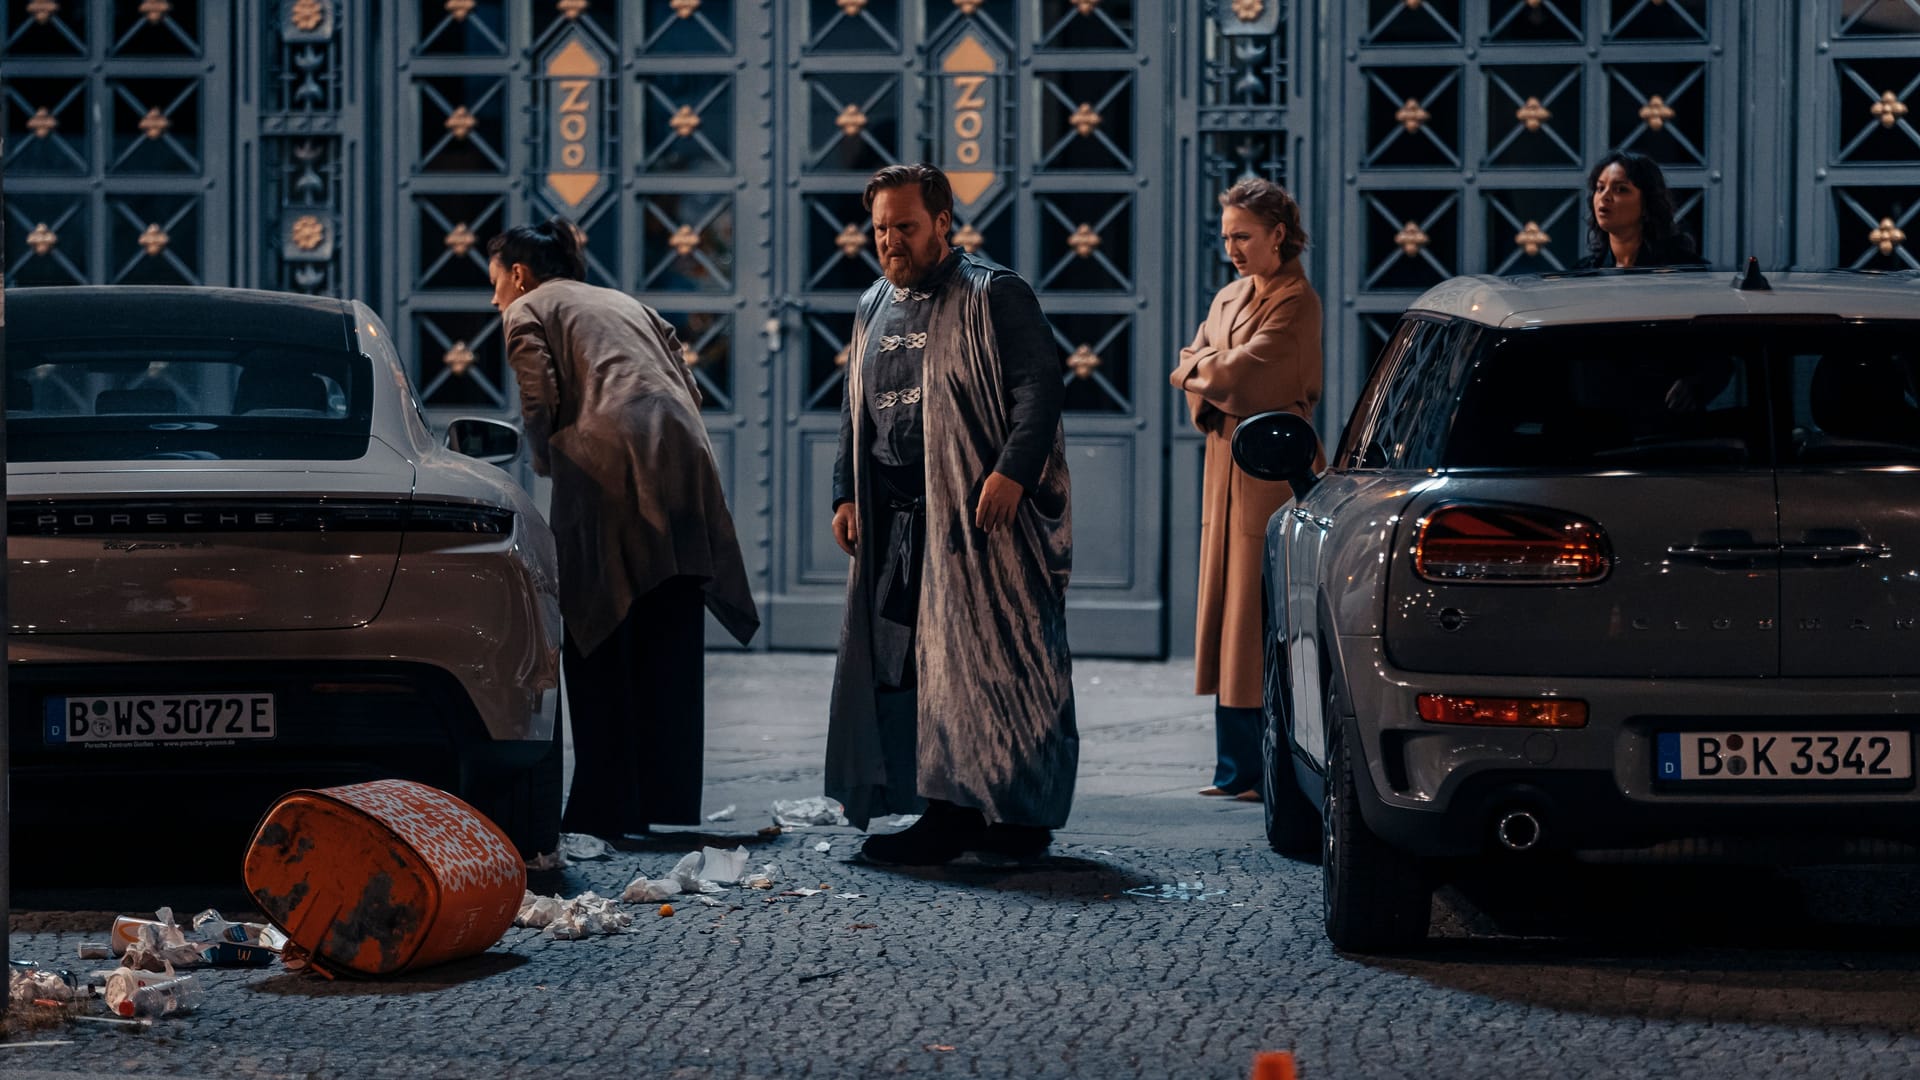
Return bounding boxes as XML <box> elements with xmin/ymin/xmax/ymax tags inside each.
<box><xmin>380</xmin><ymin>0</ymin><xmax>777</xmax><ymax>647</ymax></box>
<box><xmin>1796</xmin><ymin>1</ymin><xmax>1920</xmax><ymax>272</ymax></box>
<box><xmin>1315</xmin><ymin>0</ymin><xmax>1740</xmax><ymax>436</ymax></box>
<box><xmin>772</xmin><ymin>0</ymin><xmax>1169</xmax><ymax>656</ymax></box>
<box><xmin>6</xmin><ymin>0</ymin><xmax>231</xmax><ymax>290</ymax></box>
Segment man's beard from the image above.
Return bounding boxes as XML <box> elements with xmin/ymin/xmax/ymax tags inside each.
<box><xmin>882</xmin><ymin>241</ymin><xmax>943</xmax><ymax>287</ymax></box>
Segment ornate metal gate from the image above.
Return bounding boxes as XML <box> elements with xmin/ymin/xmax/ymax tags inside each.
<box><xmin>768</xmin><ymin>0</ymin><xmax>1170</xmax><ymax>655</ymax></box>
<box><xmin>5</xmin><ymin>0</ymin><xmax>233</xmax><ymax>289</ymax></box>
<box><xmin>14</xmin><ymin>2</ymin><xmax>1904</xmax><ymax>658</ymax></box>
<box><xmin>1305</xmin><ymin>0</ymin><xmax>1920</xmax><ymax>432</ymax></box>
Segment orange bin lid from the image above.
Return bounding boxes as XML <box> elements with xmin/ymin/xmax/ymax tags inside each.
<box><xmin>244</xmin><ymin>779</ymin><xmax>527</xmax><ymax>977</ymax></box>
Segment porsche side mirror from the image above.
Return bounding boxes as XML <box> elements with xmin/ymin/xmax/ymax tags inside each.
<box><xmin>445</xmin><ymin>417</ymin><xmax>521</xmax><ymax>466</ymax></box>
<box><xmin>1232</xmin><ymin>410</ymin><xmax>1320</xmax><ymax>498</ymax></box>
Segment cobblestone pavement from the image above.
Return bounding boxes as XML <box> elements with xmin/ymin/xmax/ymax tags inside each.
<box><xmin>9</xmin><ymin>654</ymin><xmax>1920</xmax><ymax>1078</ymax></box>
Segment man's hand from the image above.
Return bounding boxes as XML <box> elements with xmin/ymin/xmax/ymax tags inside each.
<box><xmin>832</xmin><ymin>502</ymin><xmax>860</xmax><ymax>556</ymax></box>
<box><xmin>974</xmin><ymin>471</ymin><xmax>1024</xmax><ymax>533</ymax></box>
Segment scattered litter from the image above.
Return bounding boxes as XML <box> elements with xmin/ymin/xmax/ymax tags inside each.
<box><xmin>880</xmin><ymin>814</ymin><xmax>921</xmax><ymax>829</ymax></box>
<box><xmin>1094</xmin><ymin>849</ymin><xmax>1114</xmax><ymax>857</ymax></box>
<box><xmin>560</xmin><ymin>833</ymin><xmax>614</xmax><ymax>861</ymax></box>
<box><xmin>850</xmin><ymin>923</ymin><xmax>877</xmax><ymax>930</ymax></box>
<box><xmin>797</xmin><ymin>966</ymin><xmax>848</xmax><ymax>983</ymax></box>
<box><xmin>526</xmin><ymin>831</ymin><xmax>617</xmax><ymax>870</ymax></box>
<box><xmin>1090</xmin><ymin>676</ymin><xmax>1102</xmax><ymax>685</ymax></box>
<box><xmin>1232</xmin><ymin>903</ymin><xmax>1245</xmax><ymax>908</ymax></box>
<box><xmin>772</xmin><ymin>796</ymin><xmax>848</xmax><ymax>828</ymax></box>
<box><xmin>925</xmin><ymin>1044</ymin><xmax>956</xmax><ymax>1053</ymax></box>
<box><xmin>0</xmin><ymin>1041</ymin><xmax>76</xmax><ymax>1049</ymax></box>
<box><xmin>658</xmin><ymin>904</ymin><xmax>675</xmax><ymax>918</ymax></box>
<box><xmin>110</xmin><ymin>908</ymin><xmax>280</xmax><ymax>971</ymax></box>
<box><xmin>695</xmin><ymin>895</ymin><xmax>727</xmax><ymax>908</ymax></box>
<box><xmin>8</xmin><ymin>960</ymin><xmax>92</xmax><ymax>1003</ymax></box>
<box><xmin>1123</xmin><ymin>881</ymin><xmax>1228</xmax><ymax>902</ymax></box>
<box><xmin>780</xmin><ymin>888</ymin><xmax>829</xmax><ymax>898</ymax></box>
<box><xmin>813</xmin><ymin>840</ymin><xmax>832</xmax><ymax>853</ymax></box>
<box><xmin>705</xmin><ymin>804</ymin><xmax>737</xmax><ymax>823</ymax></box>
<box><xmin>75</xmin><ymin>942</ymin><xmax>113</xmax><ymax>961</ymax></box>
<box><xmin>743</xmin><ymin>863</ymin><xmax>779</xmax><ymax>889</ymax></box>
<box><xmin>102</xmin><ymin>964</ymin><xmax>203</xmax><ymax>1018</ymax></box>
<box><xmin>838</xmin><ymin>893</ymin><xmax>867</xmax><ymax>900</ymax></box>
<box><xmin>515</xmin><ymin>891</ymin><xmax>632</xmax><ymax>939</ymax></box>
<box><xmin>621</xmin><ymin>845</ymin><xmax>751</xmax><ymax>902</ymax></box>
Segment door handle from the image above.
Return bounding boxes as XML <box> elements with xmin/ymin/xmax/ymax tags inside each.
<box><xmin>1779</xmin><ymin>542</ymin><xmax>1889</xmax><ymax>566</ymax></box>
<box><xmin>1667</xmin><ymin>543</ymin><xmax>1778</xmax><ymax>569</ymax></box>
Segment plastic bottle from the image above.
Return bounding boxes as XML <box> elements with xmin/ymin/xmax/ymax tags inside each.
<box><xmin>103</xmin><ymin>967</ymin><xmax>203</xmax><ymax>1018</ymax></box>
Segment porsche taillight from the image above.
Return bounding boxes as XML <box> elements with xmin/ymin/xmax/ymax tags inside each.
<box><xmin>1412</xmin><ymin>504</ymin><xmax>1610</xmax><ymax>584</ymax></box>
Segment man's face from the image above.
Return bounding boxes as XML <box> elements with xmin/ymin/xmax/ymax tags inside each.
<box><xmin>871</xmin><ymin>186</ymin><xmax>951</xmax><ymax>288</ymax></box>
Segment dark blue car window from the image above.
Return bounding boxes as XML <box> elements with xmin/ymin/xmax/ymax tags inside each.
<box><xmin>1443</xmin><ymin>324</ymin><xmax>1767</xmax><ymax>470</ymax></box>
<box><xmin>6</xmin><ymin>337</ymin><xmax>374</xmax><ymax>462</ymax></box>
<box><xmin>1774</xmin><ymin>324</ymin><xmax>1920</xmax><ymax>466</ymax></box>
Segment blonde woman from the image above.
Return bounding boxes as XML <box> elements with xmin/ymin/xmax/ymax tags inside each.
<box><xmin>1170</xmin><ymin>179</ymin><xmax>1323</xmax><ymax>802</ymax></box>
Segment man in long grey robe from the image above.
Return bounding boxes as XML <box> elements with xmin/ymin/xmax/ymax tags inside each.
<box><xmin>825</xmin><ymin>164</ymin><xmax>1078</xmax><ymax>865</ymax></box>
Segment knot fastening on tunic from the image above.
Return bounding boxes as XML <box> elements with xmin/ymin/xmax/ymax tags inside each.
<box><xmin>879</xmin><ymin>332</ymin><xmax>928</xmax><ymax>352</ymax></box>
<box><xmin>875</xmin><ymin>387</ymin><xmax>923</xmax><ymax>410</ymax></box>
<box><xmin>890</xmin><ymin>286</ymin><xmax>933</xmax><ymax>303</ymax></box>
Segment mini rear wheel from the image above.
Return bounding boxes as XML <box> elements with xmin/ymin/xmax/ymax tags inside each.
<box><xmin>1322</xmin><ymin>721</ymin><xmax>1431</xmax><ymax>952</ymax></box>
<box><xmin>1261</xmin><ymin>591</ymin><xmax>1320</xmax><ymax>860</ymax></box>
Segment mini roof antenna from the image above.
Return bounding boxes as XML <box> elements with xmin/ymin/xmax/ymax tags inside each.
<box><xmin>1734</xmin><ymin>256</ymin><xmax>1772</xmax><ymax>292</ymax></box>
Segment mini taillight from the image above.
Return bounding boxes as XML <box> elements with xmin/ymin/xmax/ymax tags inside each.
<box><xmin>1417</xmin><ymin>694</ymin><xmax>1588</xmax><ymax>728</ymax></box>
<box><xmin>1413</xmin><ymin>504</ymin><xmax>1610</xmax><ymax>583</ymax></box>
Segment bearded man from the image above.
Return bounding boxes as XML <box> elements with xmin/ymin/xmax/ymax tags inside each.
<box><xmin>825</xmin><ymin>163</ymin><xmax>1078</xmax><ymax>866</ymax></box>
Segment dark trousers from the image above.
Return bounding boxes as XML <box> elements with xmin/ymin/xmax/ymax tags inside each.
<box><xmin>1211</xmin><ymin>703</ymin><xmax>1264</xmax><ymax>794</ymax></box>
<box><xmin>560</xmin><ymin>575</ymin><xmax>706</xmax><ymax>834</ymax></box>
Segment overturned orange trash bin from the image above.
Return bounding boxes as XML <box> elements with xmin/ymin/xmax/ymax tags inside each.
<box><xmin>244</xmin><ymin>779</ymin><xmax>527</xmax><ymax>977</ymax></box>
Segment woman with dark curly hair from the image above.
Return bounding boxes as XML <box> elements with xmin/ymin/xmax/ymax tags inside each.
<box><xmin>1579</xmin><ymin>150</ymin><xmax>1705</xmax><ymax>268</ymax></box>
<box><xmin>1170</xmin><ymin>178</ymin><xmax>1323</xmax><ymax>802</ymax></box>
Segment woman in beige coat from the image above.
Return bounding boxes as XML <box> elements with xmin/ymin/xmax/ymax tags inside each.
<box><xmin>1169</xmin><ymin>179</ymin><xmax>1323</xmax><ymax>801</ymax></box>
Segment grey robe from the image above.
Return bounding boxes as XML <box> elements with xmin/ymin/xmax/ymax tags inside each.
<box><xmin>503</xmin><ymin>278</ymin><xmax>758</xmax><ymax>654</ymax></box>
<box><xmin>825</xmin><ymin>254</ymin><xmax>1078</xmax><ymax>829</ymax></box>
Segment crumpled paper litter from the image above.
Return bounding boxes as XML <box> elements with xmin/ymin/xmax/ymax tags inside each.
<box><xmin>772</xmin><ymin>796</ymin><xmax>848</xmax><ymax>828</ymax></box>
<box><xmin>514</xmin><ymin>891</ymin><xmax>631</xmax><ymax>939</ymax></box>
<box><xmin>621</xmin><ymin>845</ymin><xmax>751</xmax><ymax>902</ymax></box>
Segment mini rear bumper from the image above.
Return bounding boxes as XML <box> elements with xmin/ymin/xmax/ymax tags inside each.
<box><xmin>1338</xmin><ymin>636</ymin><xmax>1920</xmax><ymax>858</ymax></box>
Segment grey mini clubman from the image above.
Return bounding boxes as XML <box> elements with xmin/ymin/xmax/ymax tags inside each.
<box><xmin>1237</xmin><ymin>265</ymin><xmax>1920</xmax><ymax>952</ymax></box>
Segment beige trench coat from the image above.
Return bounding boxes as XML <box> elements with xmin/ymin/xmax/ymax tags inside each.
<box><xmin>503</xmin><ymin>278</ymin><xmax>758</xmax><ymax>655</ymax></box>
<box><xmin>1169</xmin><ymin>259</ymin><xmax>1323</xmax><ymax>708</ymax></box>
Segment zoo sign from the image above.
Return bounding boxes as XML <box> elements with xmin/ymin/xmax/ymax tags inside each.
<box><xmin>540</xmin><ymin>27</ymin><xmax>608</xmax><ymax>212</ymax></box>
<box><xmin>935</xmin><ymin>30</ymin><xmax>1006</xmax><ymax>209</ymax></box>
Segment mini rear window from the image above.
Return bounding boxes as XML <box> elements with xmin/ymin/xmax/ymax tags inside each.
<box><xmin>1444</xmin><ymin>325</ymin><xmax>1767</xmax><ymax>471</ymax></box>
<box><xmin>6</xmin><ymin>338</ymin><xmax>373</xmax><ymax>463</ymax></box>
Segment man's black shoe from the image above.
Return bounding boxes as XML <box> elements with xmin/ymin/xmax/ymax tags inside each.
<box><xmin>860</xmin><ymin>801</ymin><xmax>985</xmax><ymax>866</ymax></box>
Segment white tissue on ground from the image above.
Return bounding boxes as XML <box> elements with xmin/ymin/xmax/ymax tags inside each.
<box><xmin>771</xmin><ymin>796</ymin><xmax>848</xmax><ymax>828</ymax></box>
<box><xmin>620</xmin><ymin>845</ymin><xmax>751</xmax><ymax>902</ymax></box>
<box><xmin>705</xmin><ymin>804</ymin><xmax>737</xmax><ymax>822</ymax></box>
<box><xmin>513</xmin><ymin>891</ymin><xmax>632</xmax><ymax>939</ymax></box>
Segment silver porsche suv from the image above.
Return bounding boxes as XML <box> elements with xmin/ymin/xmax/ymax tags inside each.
<box><xmin>6</xmin><ymin>286</ymin><xmax>563</xmax><ymax>873</ymax></box>
<box><xmin>1236</xmin><ymin>265</ymin><xmax>1920</xmax><ymax>951</ymax></box>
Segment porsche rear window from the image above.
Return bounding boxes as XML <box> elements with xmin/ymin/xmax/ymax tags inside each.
<box><xmin>5</xmin><ymin>338</ymin><xmax>373</xmax><ymax>462</ymax></box>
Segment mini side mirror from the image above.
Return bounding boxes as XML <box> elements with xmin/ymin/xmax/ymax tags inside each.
<box><xmin>445</xmin><ymin>417</ymin><xmax>521</xmax><ymax>466</ymax></box>
<box><xmin>1231</xmin><ymin>410</ymin><xmax>1320</xmax><ymax>497</ymax></box>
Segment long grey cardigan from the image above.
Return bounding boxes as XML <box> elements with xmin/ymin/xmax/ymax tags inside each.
<box><xmin>503</xmin><ymin>278</ymin><xmax>758</xmax><ymax>654</ymax></box>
